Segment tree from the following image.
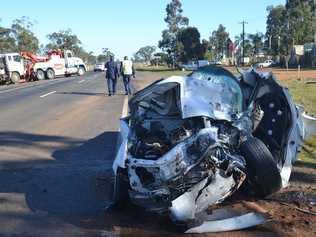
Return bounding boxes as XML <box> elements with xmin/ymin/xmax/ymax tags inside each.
<box><xmin>97</xmin><ymin>54</ymin><xmax>107</xmax><ymax>62</ymax></box>
<box><xmin>248</xmin><ymin>32</ymin><xmax>264</xmax><ymax>55</ymax></box>
<box><xmin>266</xmin><ymin>5</ymin><xmax>287</xmax><ymax>55</ymax></box>
<box><xmin>286</xmin><ymin>0</ymin><xmax>315</xmax><ymax>45</ymax></box>
<box><xmin>10</xmin><ymin>17</ymin><xmax>39</xmax><ymax>53</ymax></box>
<box><xmin>234</xmin><ymin>33</ymin><xmax>252</xmax><ymax>58</ymax></box>
<box><xmin>209</xmin><ymin>24</ymin><xmax>229</xmax><ymax>59</ymax></box>
<box><xmin>266</xmin><ymin>2</ymin><xmax>315</xmax><ymax>56</ymax></box>
<box><xmin>76</xmin><ymin>49</ymin><xmax>96</xmax><ymax>64</ymax></box>
<box><xmin>159</xmin><ymin>0</ymin><xmax>189</xmax><ymax>66</ymax></box>
<box><xmin>46</xmin><ymin>29</ymin><xmax>81</xmax><ymax>52</ymax></box>
<box><xmin>177</xmin><ymin>27</ymin><xmax>207</xmax><ymax>62</ymax></box>
<box><xmin>134</xmin><ymin>46</ymin><xmax>156</xmax><ymax>63</ymax></box>
<box><xmin>0</xmin><ymin>23</ymin><xmax>16</xmax><ymax>53</ymax></box>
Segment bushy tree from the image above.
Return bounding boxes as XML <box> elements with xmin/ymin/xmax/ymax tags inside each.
<box><xmin>266</xmin><ymin>5</ymin><xmax>287</xmax><ymax>55</ymax></box>
<box><xmin>266</xmin><ymin>1</ymin><xmax>315</xmax><ymax>56</ymax></box>
<box><xmin>159</xmin><ymin>0</ymin><xmax>189</xmax><ymax>66</ymax></box>
<box><xmin>134</xmin><ymin>46</ymin><xmax>156</xmax><ymax>63</ymax></box>
<box><xmin>209</xmin><ymin>24</ymin><xmax>229</xmax><ymax>59</ymax></box>
<box><xmin>177</xmin><ymin>27</ymin><xmax>207</xmax><ymax>62</ymax></box>
<box><xmin>286</xmin><ymin>0</ymin><xmax>315</xmax><ymax>45</ymax></box>
<box><xmin>46</xmin><ymin>29</ymin><xmax>81</xmax><ymax>52</ymax></box>
<box><xmin>10</xmin><ymin>17</ymin><xmax>39</xmax><ymax>53</ymax></box>
<box><xmin>248</xmin><ymin>32</ymin><xmax>264</xmax><ymax>55</ymax></box>
<box><xmin>0</xmin><ymin>23</ymin><xmax>16</xmax><ymax>53</ymax></box>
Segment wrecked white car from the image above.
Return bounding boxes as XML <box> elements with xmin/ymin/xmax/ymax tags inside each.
<box><xmin>112</xmin><ymin>66</ymin><xmax>315</xmax><ymax>232</ymax></box>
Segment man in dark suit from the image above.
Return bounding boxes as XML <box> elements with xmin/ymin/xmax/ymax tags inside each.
<box><xmin>105</xmin><ymin>56</ymin><xmax>119</xmax><ymax>96</ymax></box>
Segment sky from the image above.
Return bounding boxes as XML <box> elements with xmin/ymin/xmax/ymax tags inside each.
<box><xmin>1</xmin><ymin>0</ymin><xmax>285</xmax><ymax>59</ymax></box>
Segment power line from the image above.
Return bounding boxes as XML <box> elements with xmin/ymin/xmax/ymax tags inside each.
<box><xmin>239</xmin><ymin>20</ymin><xmax>248</xmax><ymax>66</ymax></box>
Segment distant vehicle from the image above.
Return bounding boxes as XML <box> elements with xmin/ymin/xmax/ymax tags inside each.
<box><xmin>182</xmin><ymin>60</ymin><xmax>209</xmax><ymax>71</ymax></box>
<box><xmin>257</xmin><ymin>60</ymin><xmax>275</xmax><ymax>68</ymax></box>
<box><xmin>94</xmin><ymin>63</ymin><xmax>106</xmax><ymax>72</ymax></box>
<box><xmin>210</xmin><ymin>60</ymin><xmax>222</xmax><ymax>65</ymax></box>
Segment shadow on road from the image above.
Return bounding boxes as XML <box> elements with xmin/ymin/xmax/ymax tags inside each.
<box><xmin>0</xmin><ymin>131</ymin><xmax>118</xmax><ymax>232</ymax></box>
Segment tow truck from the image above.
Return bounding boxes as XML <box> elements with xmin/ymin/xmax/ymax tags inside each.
<box><xmin>0</xmin><ymin>50</ymin><xmax>87</xmax><ymax>84</ymax></box>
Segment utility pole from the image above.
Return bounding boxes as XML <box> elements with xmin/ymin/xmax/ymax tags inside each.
<box><xmin>239</xmin><ymin>21</ymin><xmax>248</xmax><ymax>66</ymax></box>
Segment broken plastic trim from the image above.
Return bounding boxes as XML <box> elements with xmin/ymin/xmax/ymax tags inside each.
<box><xmin>185</xmin><ymin>212</ymin><xmax>267</xmax><ymax>234</ymax></box>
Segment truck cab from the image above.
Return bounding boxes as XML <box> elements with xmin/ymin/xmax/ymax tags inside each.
<box><xmin>0</xmin><ymin>53</ymin><xmax>25</xmax><ymax>83</ymax></box>
<box><xmin>64</xmin><ymin>50</ymin><xmax>86</xmax><ymax>76</ymax></box>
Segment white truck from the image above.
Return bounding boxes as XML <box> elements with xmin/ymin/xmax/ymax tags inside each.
<box><xmin>32</xmin><ymin>50</ymin><xmax>87</xmax><ymax>80</ymax></box>
<box><xmin>0</xmin><ymin>50</ymin><xmax>87</xmax><ymax>84</ymax></box>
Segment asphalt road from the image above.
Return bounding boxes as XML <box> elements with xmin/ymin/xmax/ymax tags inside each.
<box><xmin>0</xmin><ymin>72</ymin><xmax>128</xmax><ymax>237</ymax></box>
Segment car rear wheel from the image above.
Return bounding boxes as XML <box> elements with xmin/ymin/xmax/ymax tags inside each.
<box><xmin>46</xmin><ymin>68</ymin><xmax>55</xmax><ymax>80</ymax></box>
<box><xmin>36</xmin><ymin>69</ymin><xmax>45</xmax><ymax>80</ymax></box>
<box><xmin>240</xmin><ymin>137</ymin><xmax>282</xmax><ymax>197</ymax></box>
<box><xmin>11</xmin><ymin>72</ymin><xmax>20</xmax><ymax>84</ymax></box>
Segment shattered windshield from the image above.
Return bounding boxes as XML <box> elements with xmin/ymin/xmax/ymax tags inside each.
<box><xmin>189</xmin><ymin>66</ymin><xmax>243</xmax><ymax>119</ymax></box>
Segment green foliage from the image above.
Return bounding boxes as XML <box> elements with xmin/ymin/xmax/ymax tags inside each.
<box><xmin>0</xmin><ymin>25</ymin><xmax>16</xmax><ymax>53</ymax></box>
<box><xmin>11</xmin><ymin>17</ymin><xmax>39</xmax><ymax>53</ymax></box>
<box><xmin>177</xmin><ymin>27</ymin><xmax>207</xmax><ymax>62</ymax></box>
<box><xmin>76</xmin><ymin>49</ymin><xmax>96</xmax><ymax>64</ymax></box>
<box><xmin>248</xmin><ymin>32</ymin><xmax>264</xmax><ymax>55</ymax></box>
<box><xmin>97</xmin><ymin>54</ymin><xmax>107</xmax><ymax>63</ymax></box>
<box><xmin>46</xmin><ymin>29</ymin><xmax>81</xmax><ymax>52</ymax></box>
<box><xmin>134</xmin><ymin>46</ymin><xmax>156</xmax><ymax>63</ymax></box>
<box><xmin>266</xmin><ymin>1</ymin><xmax>315</xmax><ymax>56</ymax></box>
<box><xmin>159</xmin><ymin>0</ymin><xmax>189</xmax><ymax>66</ymax></box>
<box><xmin>286</xmin><ymin>0</ymin><xmax>315</xmax><ymax>44</ymax></box>
<box><xmin>209</xmin><ymin>24</ymin><xmax>229</xmax><ymax>59</ymax></box>
<box><xmin>0</xmin><ymin>17</ymin><xmax>39</xmax><ymax>53</ymax></box>
<box><xmin>266</xmin><ymin>5</ymin><xmax>287</xmax><ymax>55</ymax></box>
<box><xmin>45</xmin><ymin>29</ymin><xmax>97</xmax><ymax>63</ymax></box>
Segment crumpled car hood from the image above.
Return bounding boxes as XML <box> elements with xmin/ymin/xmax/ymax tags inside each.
<box><xmin>129</xmin><ymin>76</ymin><xmax>243</xmax><ymax>122</ymax></box>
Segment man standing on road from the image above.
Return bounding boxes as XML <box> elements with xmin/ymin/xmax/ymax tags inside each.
<box><xmin>121</xmin><ymin>56</ymin><xmax>135</xmax><ymax>95</ymax></box>
<box><xmin>105</xmin><ymin>56</ymin><xmax>119</xmax><ymax>96</ymax></box>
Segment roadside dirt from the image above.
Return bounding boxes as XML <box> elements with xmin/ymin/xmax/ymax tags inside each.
<box><xmin>102</xmin><ymin>71</ymin><xmax>316</xmax><ymax>237</ymax></box>
<box><xmin>253</xmin><ymin>67</ymin><xmax>316</xmax><ymax>81</ymax></box>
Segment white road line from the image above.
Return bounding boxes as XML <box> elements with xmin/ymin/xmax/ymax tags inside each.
<box><xmin>115</xmin><ymin>96</ymin><xmax>129</xmax><ymax>154</ymax></box>
<box><xmin>78</xmin><ymin>80</ymin><xmax>85</xmax><ymax>83</ymax></box>
<box><xmin>121</xmin><ymin>95</ymin><xmax>129</xmax><ymax>118</ymax></box>
<box><xmin>40</xmin><ymin>91</ymin><xmax>56</xmax><ymax>98</ymax></box>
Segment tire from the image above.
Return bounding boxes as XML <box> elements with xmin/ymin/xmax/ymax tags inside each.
<box><xmin>240</xmin><ymin>137</ymin><xmax>282</xmax><ymax>197</ymax></box>
<box><xmin>113</xmin><ymin>168</ymin><xmax>129</xmax><ymax>208</ymax></box>
<box><xmin>36</xmin><ymin>69</ymin><xmax>45</xmax><ymax>80</ymax></box>
<box><xmin>11</xmin><ymin>72</ymin><xmax>20</xmax><ymax>84</ymax></box>
<box><xmin>46</xmin><ymin>68</ymin><xmax>55</xmax><ymax>80</ymax></box>
<box><xmin>78</xmin><ymin>66</ymin><xmax>85</xmax><ymax>76</ymax></box>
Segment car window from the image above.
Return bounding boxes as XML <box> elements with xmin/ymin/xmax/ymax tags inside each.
<box><xmin>13</xmin><ymin>55</ymin><xmax>21</xmax><ymax>62</ymax></box>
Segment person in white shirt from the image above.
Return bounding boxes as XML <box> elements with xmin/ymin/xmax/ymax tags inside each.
<box><xmin>120</xmin><ymin>56</ymin><xmax>135</xmax><ymax>95</ymax></box>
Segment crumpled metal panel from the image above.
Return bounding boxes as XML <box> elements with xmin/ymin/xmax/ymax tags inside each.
<box><xmin>169</xmin><ymin>170</ymin><xmax>244</xmax><ymax>222</ymax></box>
